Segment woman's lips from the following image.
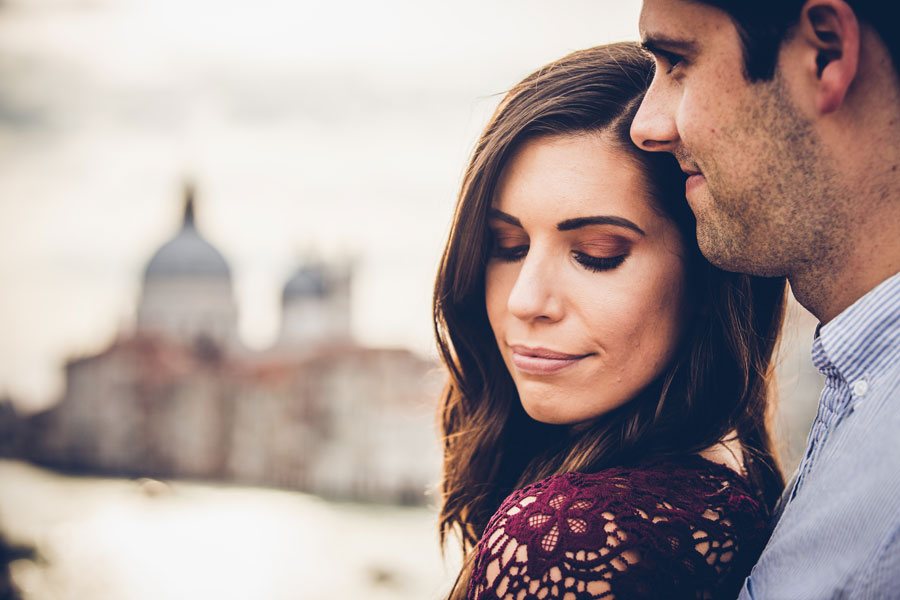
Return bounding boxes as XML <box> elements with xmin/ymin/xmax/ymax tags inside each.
<box><xmin>509</xmin><ymin>345</ymin><xmax>591</xmax><ymax>375</ymax></box>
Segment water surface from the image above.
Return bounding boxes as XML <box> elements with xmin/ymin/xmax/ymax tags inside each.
<box><xmin>0</xmin><ymin>460</ymin><xmax>456</xmax><ymax>599</ymax></box>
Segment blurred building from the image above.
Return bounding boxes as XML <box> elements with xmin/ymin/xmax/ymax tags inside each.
<box><xmin>137</xmin><ymin>189</ymin><xmax>240</xmax><ymax>350</ymax></box>
<box><xmin>15</xmin><ymin>186</ymin><xmax>443</xmax><ymax>504</ymax></box>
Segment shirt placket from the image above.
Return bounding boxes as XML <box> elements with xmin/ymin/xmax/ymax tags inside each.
<box><xmin>789</xmin><ymin>376</ymin><xmax>847</xmax><ymax>501</ymax></box>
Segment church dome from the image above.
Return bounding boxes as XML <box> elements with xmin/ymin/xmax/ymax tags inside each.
<box><xmin>144</xmin><ymin>186</ymin><xmax>231</xmax><ymax>281</ymax></box>
<box><xmin>283</xmin><ymin>263</ymin><xmax>328</xmax><ymax>301</ymax></box>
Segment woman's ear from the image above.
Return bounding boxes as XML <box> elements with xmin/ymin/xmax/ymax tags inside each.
<box><xmin>797</xmin><ymin>0</ymin><xmax>860</xmax><ymax>114</ymax></box>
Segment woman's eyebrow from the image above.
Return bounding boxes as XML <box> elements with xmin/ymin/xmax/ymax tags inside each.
<box><xmin>487</xmin><ymin>209</ymin><xmax>522</xmax><ymax>227</ymax></box>
<box><xmin>557</xmin><ymin>216</ymin><xmax>645</xmax><ymax>236</ymax></box>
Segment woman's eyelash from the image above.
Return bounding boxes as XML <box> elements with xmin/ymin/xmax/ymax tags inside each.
<box><xmin>490</xmin><ymin>244</ymin><xmax>626</xmax><ymax>273</ymax></box>
<box><xmin>572</xmin><ymin>252</ymin><xmax>627</xmax><ymax>272</ymax></box>
<box><xmin>491</xmin><ymin>245</ymin><xmax>528</xmax><ymax>261</ymax></box>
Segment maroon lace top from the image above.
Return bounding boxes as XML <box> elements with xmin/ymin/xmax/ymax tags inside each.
<box><xmin>467</xmin><ymin>455</ymin><xmax>768</xmax><ymax>600</ymax></box>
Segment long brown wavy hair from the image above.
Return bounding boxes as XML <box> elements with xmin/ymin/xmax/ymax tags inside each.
<box><xmin>433</xmin><ymin>42</ymin><xmax>787</xmax><ymax>599</ymax></box>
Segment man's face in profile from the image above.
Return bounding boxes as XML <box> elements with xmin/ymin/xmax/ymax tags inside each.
<box><xmin>630</xmin><ymin>0</ymin><xmax>833</xmax><ymax>279</ymax></box>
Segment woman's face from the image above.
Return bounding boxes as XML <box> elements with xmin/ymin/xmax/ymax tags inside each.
<box><xmin>485</xmin><ymin>133</ymin><xmax>689</xmax><ymax>425</ymax></box>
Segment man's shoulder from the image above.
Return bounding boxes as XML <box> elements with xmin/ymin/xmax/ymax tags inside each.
<box><xmin>745</xmin><ymin>392</ymin><xmax>900</xmax><ymax>598</ymax></box>
<box><xmin>744</xmin><ymin>499</ymin><xmax>900</xmax><ymax>599</ymax></box>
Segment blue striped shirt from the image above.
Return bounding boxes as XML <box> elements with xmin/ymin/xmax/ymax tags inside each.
<box><xmin>739</xmin><ymin>271</ymin><xmax>900</xmax><ymax>599</ymax></box>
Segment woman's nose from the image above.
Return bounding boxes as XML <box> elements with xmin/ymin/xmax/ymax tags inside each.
<box><xmin>506</xmin><ymin>251</ymin><xmax>564</xmax><ymax>323</ymax></box>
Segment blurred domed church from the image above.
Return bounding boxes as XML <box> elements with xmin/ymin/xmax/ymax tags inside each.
<box><xmin>138</xmin><ymin>188</ymin><xmax>240</xmax><ymax>349</ymax></box>
<box><xmin>18</xmin><ymin>185</ymin><xmax>441</xmax><ymax>504</ymax></box>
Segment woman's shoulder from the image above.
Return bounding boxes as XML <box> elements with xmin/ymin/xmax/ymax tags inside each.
<box><xmin>505</xmin><ymin>454</ymin><xmax>756</xmax><ymax>508</ymax></box>
<box><xmin>468</xmin><ymin>455</ymin><xmax>768</xmax><ymax>600</ymax></box>
<box><xmin>491</xmin><ymin>455</ymin><xmax>766</xmax><ymax>541</ymax></box>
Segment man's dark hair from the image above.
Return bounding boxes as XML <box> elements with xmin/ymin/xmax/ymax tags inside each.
<box><xmin>698</xmin><ymin>0</ymin><xmax>900</xmax><ymax>82</ymax></box>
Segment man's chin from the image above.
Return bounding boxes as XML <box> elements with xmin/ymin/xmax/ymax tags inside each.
<box><xmin>695</xmin><ymin>224</ymin><xmax>744</xmax><ymax>271</ymax></box>
<box><xmin>696</xmin><ymin>229</ymin><xmax>784</xmax><ymax>277</ymax></box>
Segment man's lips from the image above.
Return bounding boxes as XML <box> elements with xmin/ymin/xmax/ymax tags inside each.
<box><xmin>684</xmin><ymin>171</ymin><xmax>706</xmax><ymax>196</ymax></box>
<box><xmin>676</xmin><ymin>155</ymin><xmax>700</xmax><ymax>176</ymax></box>
<box><xmin>509</xmin><ymin>345</ymin><xmax>592</xmax><ymax>375</ymax></box>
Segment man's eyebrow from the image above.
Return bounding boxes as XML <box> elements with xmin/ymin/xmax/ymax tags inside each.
<box><xmin>640</xmin><ymin>35</ymin><xmax>698</xmax><ymax>56</ymax></box>
<box><xmin>488</xmin><ymin>209</ymin><xmax>521</xmax><ymax>227</ymax></box>
<box><xmin>557</xmin><ymin>216</ymin><xmax>645</xmax><ymax>235</ymax></box>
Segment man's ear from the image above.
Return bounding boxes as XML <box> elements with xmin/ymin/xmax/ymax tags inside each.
<box><xmin>797</xmin><ymin>0</ymin><xmax>860</xmax><ymax>114</ymax></box>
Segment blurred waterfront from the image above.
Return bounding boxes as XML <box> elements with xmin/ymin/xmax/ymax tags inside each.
<box><xmin>0</xmin><ymin>459</ymin><xmax>457</xmax><ymax>600</ymax></box>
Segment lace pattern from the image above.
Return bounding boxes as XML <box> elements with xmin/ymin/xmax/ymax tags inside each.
<box><xmin>467</xmin><ymin>456</ymin><xmax>767</xmax><ymax>600</ymax></box>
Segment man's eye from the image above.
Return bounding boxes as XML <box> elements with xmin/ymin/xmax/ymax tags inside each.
<box><xmin>657</xmin><ymin>50</ymin><xmax>683</xmax><ymax>74</ymax></box>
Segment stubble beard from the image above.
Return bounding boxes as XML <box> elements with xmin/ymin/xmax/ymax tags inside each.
<box><xmin>686</xmin><ymin>74</ymin><xmax>847</xmax><ymax>280</ymax></box>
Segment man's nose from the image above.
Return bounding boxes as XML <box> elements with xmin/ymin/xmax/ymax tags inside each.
<box><xmin>630</xmin><ymin>79</ymin><xmax>680</xmax><ymax>152</ymax></box>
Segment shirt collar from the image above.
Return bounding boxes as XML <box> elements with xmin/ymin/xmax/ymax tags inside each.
<box><xmin>813</xmin><ymin>270</ymin><xmax>900</xmax><ymax>383</ymax></box>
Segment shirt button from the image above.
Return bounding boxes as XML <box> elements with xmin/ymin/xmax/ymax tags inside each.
<box><xmin>852</xmin><ymin>379</ymin><xmax>869</xmax><ymax>397</ymax></box>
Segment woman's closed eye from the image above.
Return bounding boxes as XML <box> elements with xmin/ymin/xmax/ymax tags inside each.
<box><xmin>572</xmin><ymin>236</ymin><xmax>632</xmax><ymax>272</ymax></box>
<box><xmin>491</xmin><ymin>243</ymin><xmax>529</xmax><ymax>261</ymax></box>
<box><xmin>492</xmin><ymin>244</ymin><xmax>628</xmax><ymax>272</ymax></box>
<box><xmin>490</xmin><ymin>243</ymin><xmax>630</xmax><ymax>273</ymax></box>
<box><xmin>489</xmin><ymin>230</ymin><xmax>529</xmax><ymax>261</ymax></box>
<box><xmin>572</xmin><ymin>252</ymin><xmax>627</xmax><ymax>272</ymax></box>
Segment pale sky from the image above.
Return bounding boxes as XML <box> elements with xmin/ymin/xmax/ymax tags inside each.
<box><xmin>0</xmin><ymin>0</ymin><xmax>643</xmax><ymax>411</ymax></box>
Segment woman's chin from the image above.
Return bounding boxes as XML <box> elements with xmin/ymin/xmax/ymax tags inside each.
<box><xmin>518</xmin><ymin>387</ymin><xmax>628</xmax><ymax>426</ymax></box>
<box><xmin>520</xmin><ymin>398</ymin><xmax>579</xmax><ymax>425</ymax></box>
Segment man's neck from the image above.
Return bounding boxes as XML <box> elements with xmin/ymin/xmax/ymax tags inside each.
<box><xmin>790</xmin><ymin>238</ymin><xmax>900</xmax><ymax>325</ymax></box>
